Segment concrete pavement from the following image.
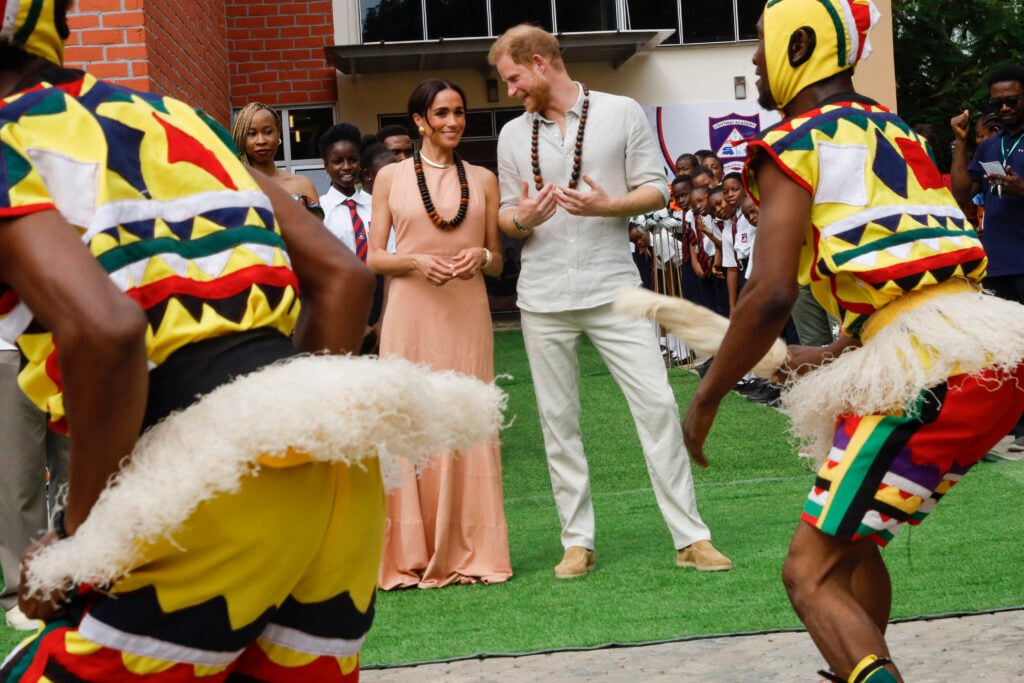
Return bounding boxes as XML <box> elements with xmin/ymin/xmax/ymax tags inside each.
<box><xmin>363</xmin><ymin>608</ymin><xmax>1024</xmax><ymax>682</ymax></box>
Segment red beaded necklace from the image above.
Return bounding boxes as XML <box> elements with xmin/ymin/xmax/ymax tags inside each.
<box><xmin>413</xmin><ymin>148</ymin><xmax>469</xmax><ymax>230</ymax></box>
<box><xmin>531</xmin><ymin>85</ymin><xmax>590</xmax><ymax>191</ymax></box>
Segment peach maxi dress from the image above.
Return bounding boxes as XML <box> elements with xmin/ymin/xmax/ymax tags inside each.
<box><xmin>377</xmin><ymin>156</ymin><xmax>512</xmax><ymax>589</ymax></box>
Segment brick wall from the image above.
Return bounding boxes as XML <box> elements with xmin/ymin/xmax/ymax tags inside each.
<box><xmin>144</xmin><ymin>0</ymin><xmax>230</xmax><ymax>124</ymax></box>
<box><xmin>64</xmin><ymin>0</ymin><xmax>337</xmax><ymax>126</ymax></box>
<box><xmin>225</xmin><ymin>0</ymin><xmax>337</xmax><ymax>109</ymax></box>
<box><xmin>65</xmin><ymin>0</ymin><xmax>231</xmax><ymax>124</ymax></box>
<box><xmin>65</xmin><ymin>0</ymin><xmax>150</xmax><ymax>91</ymax></box>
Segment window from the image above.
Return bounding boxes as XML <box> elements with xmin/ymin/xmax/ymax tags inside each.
<box><xmin>361</xmin><ymin>0</ymin><xmax>423</xmax><ymax>42</ymax></box>
<box><xmin>492</xmin><ymin>0</ymin><xmax>553</xmax><ymax>34</ymax></box>
<box><xmin>624</xmin><ymin>0</ymin><xmax>760</xmax><ymax>45</ymax></box>
<box><xmin>360</xmin><ymin>0</ymin><xmax>627</xmax><ymax>41</ymax></box>
<box><xmin>359</xmin><ymin>0</ymin><xmax>756</xmax><ymax>44</ymax></box>
<box><xmin>426</xmin><ymin>0</ymin><xmax>488</xmax><ymax>38</ymax></box>
<box><xmin>556</xmin><ymin>0</ymin><xmax>616</xmax><ymax>32</ymax></box>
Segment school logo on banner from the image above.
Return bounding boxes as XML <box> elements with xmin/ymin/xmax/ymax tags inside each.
<box><xmin>708</xmin><ymin>113</ymin><xmax>761</xmax><ymax>173</ymax></box>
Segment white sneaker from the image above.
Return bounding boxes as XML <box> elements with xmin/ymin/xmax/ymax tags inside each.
<box><xmin>5</xmin><ymin>605</ymin><xmax>41</xmax><ymax>631</ymax></box>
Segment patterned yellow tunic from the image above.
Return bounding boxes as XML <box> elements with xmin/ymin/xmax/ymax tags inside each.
<box><xmin>0</xmin><ymin>69</ymin><xmax>299</xmax><ymax>430</ymax></box>
<box><xmin>745</xmin><ymin>99</ymin><xmax>987</xmax><ymax>338</ymax></box>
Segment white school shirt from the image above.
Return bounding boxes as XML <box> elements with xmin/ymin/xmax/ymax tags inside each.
<box><xmin>321</xmin><ymin>186</ymin><xmax>372</xmax><ymax>255</ymax></box>
<box><xmin>721</xmin><ymin>208</ymin><xmax>757</xmax><ymax>271</ymax></box>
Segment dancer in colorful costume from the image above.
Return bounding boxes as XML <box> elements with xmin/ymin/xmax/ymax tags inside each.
<box><xmin>0</xmin><ymin>2</ymin><xmax>504</xmax><ymax>680</ymax></box>
<box><xmin>681</xmin><ymin>1</ymin><xmax>1024</xmax><ymax>681</ymax></box>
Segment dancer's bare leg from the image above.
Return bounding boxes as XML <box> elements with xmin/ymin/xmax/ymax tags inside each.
<box><xmin>782</xmin><ymin>523</ymin><xmax>902</xmax><ymax>681</ymax></box>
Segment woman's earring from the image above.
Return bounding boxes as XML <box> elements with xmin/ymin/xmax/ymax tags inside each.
<box><xmin>418</xmin><ymin>126</ymin><xmax>426</xmax><ymax>136</ymax></box>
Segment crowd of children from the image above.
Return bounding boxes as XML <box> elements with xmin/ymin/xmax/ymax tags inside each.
<box><xmin>631</xmin><ymin>150</ymin><xmax>780</xmax><ymax>401</ymax></box>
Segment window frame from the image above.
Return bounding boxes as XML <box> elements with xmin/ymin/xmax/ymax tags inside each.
<box><xmin>359</xmin><ymin>0</ymin><xmax>629</xmax><ymax>41</ymax></box>
<box><xmin>623</xmin><ymin>0</ymin><xmax>759</xmax><ymax>46</ymax></box>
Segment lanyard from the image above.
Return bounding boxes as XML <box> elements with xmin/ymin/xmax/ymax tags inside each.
<box><xmin>1001</xmin><ymin>131</ymin><xmax>1024</xmax><ymax>167</ymax></box>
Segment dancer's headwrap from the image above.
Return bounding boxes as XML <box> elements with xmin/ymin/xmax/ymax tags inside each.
<box><xmin>0</xmin><ymin>0</ymin><xmax>66</xmax><ymax>65</ymax></box>
<box><xmin>763</xmin><ymin>0</ymin><xmax>881</xmax><ymax>110</ymax></box>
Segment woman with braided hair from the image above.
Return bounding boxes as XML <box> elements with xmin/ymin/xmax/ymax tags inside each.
<box><xmin>232</xmin><ymin>101</ymin><xmax>323</xmax><ymax>218</ymax></box>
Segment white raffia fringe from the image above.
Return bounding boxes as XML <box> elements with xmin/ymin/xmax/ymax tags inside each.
<box><xmin>613</xmin><ymin>287</ymin><xmax>788</xmax><ymax>378</ymax></box>
<box><xmin>24</xmin><ymin>354</ymin><xmax>506</xmax><ymax>596</ymax></box>
<box><xmin>783</xmin><ymin>290</ymin><xmax>1024</xmax><ymax>467</ymax></box>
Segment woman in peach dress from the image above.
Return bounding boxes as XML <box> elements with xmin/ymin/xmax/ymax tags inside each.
<box><xmin>367</xmin><ymin>79</ymin><xmax>511</xmax><ymax>589</ymax></box>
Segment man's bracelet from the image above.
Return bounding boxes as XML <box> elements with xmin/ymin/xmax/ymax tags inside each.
<box><xmin>512</xmin><ymin>213</ymin><xmax>532</xmax><ymax>234</ymax></box>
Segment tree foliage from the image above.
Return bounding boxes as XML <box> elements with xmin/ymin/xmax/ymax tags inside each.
<box><xmin>893</xmin><ymin>0</ymin><xmax>1024</xmax><ymax>157</ymax></box>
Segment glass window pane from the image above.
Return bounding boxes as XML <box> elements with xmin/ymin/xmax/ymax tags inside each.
<box><xmin>361</xmin><ymin>0</ymin><xmax>424</xmax><ymax>42</ymax></box>
<box><xmin>426</xmin><ymin>0</ymin><xmax>487</xmax><ymax>38</ymax></box>
<box><xmin>737</xmin><ymin>0</ymin><xmax>761</xmax><ymax>40</ymax></box>
<box><xmin>492</xmin><ymin>0</ymin><xmax>553</xmax><ymax>34</ymax></box>
<box><xmin>681</xmin><ymin>0</ymin><xmax>735</xmax><ymax>44</ymax></box>
<box><xmin>463</xmin><ymin>111</ymin><xmax>494</xmax><ymax>139</ymax></box>
<box><xmin>556</xmin><ymin>0</ymin><xmax>616</xmax><ymax>32</ymax></box>
<box><xmin>625</xmin><ymin>0</ymin><xmax>680</xmax><ymax>45</ymax></box>
<box><xmin>287</xmin><ymin>107</ymin><xmax>335</xmax><ymax>161</ymax></box>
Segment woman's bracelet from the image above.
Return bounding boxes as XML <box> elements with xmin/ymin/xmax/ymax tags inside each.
<box><xmin>481</xmin><ymin>247</ymin><xmax>493</xmax><ymax>269</ymax></box>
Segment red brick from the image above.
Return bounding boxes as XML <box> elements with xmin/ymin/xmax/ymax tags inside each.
<box><xmin>280</xmin><ymin>26</ymin><xmax>311</xmax><ymax>38</ymax></box>
<box><xmin>76</xmin><ymin>0</ymin><xmax>124</xmax><ymax>11</ymax></box>
<box><xmin>232</xmin><ymin>82</ymin><xmax>263</xmax><ymax>95</ymax></box>
<box><xmin>235</xmin><ymin>61</ymin><xmax>268</xmax><ymax>74</ymax></box>
<box><xmin>106</xmin><ymin>45</ymin><xmax>148</xmax><ymax>60</ymax></box>
<box><xmin>88</xmin><ymin>62</ymin><xmax>130</xmax><ymax>78</ymax></box>
<box><xmin>275</xmin><ymin>91</ymin><xmax>308</xmax><ymax>105</ymax></box>
<box><xmin>247</xmin><ymin>4</ymin><xmax>279</xmax><ymax>16</ymax></box>
<box><xmin>131</xmin><ymin>60</ymin><xmax>150</xmax><ymax>76</ymax></box>
<box><xmin>266</xmin><ymin>15</ymin><xmax>295</xmax><ymax>27</ymax></box>
<box><xmin>232</xmin><ymin>39</ymin><xmax>263</xmax><ymax>51</ymax></box>
<box><xmin>292</xmin><ymin>36</ymin><xmax>326</xmax><ymax>49</ymax></box>
<box><xmin>235</xmin><ymin>17</ymin><xmax>265</xmax><ymax>29</ymax></box>
<box><xmin>78</xmin><ymin>28</ymin><xmax>127</xmax><ymax>45</ymax></box>
<box><xmin>114</xmin><ymin>77</ymin><xmax>151</xmax><ymax>91</ymax></box>
<box><xmin>64</xmin><ymin>46</ymin><xmax>105</xmax><ymax>62</ymax></box>
<box><xmin>281</xmin><ymin>3</ymin><xmax>320</xmax><ymax>14</ymax></box>
<box><xmin>102</xmin><ymin>10</ymin><xmax>144</xmax><ymax>27</ymax></box>
<box><xmin>253</xmin><ymin>28</ymin><xmax>288</xmax><ymax>40</ymax></box>
<box><xmin>68</xmin><ymin>14</ymin><xmax>102</xmax><ymax>29</ymax></box>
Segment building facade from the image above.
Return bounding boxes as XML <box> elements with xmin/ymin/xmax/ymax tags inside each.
<box><xmin>65</xmin><ymin>0</ymin><xmax>895</xmax><ymax>192</ymax></box>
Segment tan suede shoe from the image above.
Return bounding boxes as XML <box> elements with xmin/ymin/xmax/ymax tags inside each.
<box><xmin>554</xmin><ymin>546</ymin><xmax>596</xmax><ymax>579</ymax></box>
<box><xmin>676</xmin><ymin>540</ymin><xmax>732</xmax><ymax>571</ymax></box>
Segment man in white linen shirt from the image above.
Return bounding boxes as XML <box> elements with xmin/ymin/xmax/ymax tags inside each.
<box><xmin>488</xmin><ymin>24</ymin><xmax>731</xmax><ymax>579</ymax></box>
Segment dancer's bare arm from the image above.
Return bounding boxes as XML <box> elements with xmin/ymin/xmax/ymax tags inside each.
<box><xmin>682</xmin><ymin>159</ymin><xmax>807</xmax><ymax>466</ymax></box>
<box><xmin>250</xmin><ymin>170</ymin><xmax>374</xmax><ymax>354</ymax></box>
<box><xmin>0</xmin><ymin>211</ymin><xmax>148</xmax><ymax>536</ymax></box>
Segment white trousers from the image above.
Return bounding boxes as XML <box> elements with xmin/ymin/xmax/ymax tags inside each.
<box><xmin>520</xmin><ymin>303</ymin><xmax>711</xmax><ymax>551</ymax></box>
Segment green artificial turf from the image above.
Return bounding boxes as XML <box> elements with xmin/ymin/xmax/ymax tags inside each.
<box><xmin>360</xmin><ymin>330</ymin><xmax>1024</xmax><ymax>667</ymax></box>
<box><xmin>3</xmin><ymin>329</ymin><xmax>1023</xmax><ymax>665</ymax></box>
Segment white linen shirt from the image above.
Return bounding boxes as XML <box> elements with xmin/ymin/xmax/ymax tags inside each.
<box><xmin>497</xmin><ymin>86</ymin><xmax>669</xmax><ymax>313</ymax></box>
